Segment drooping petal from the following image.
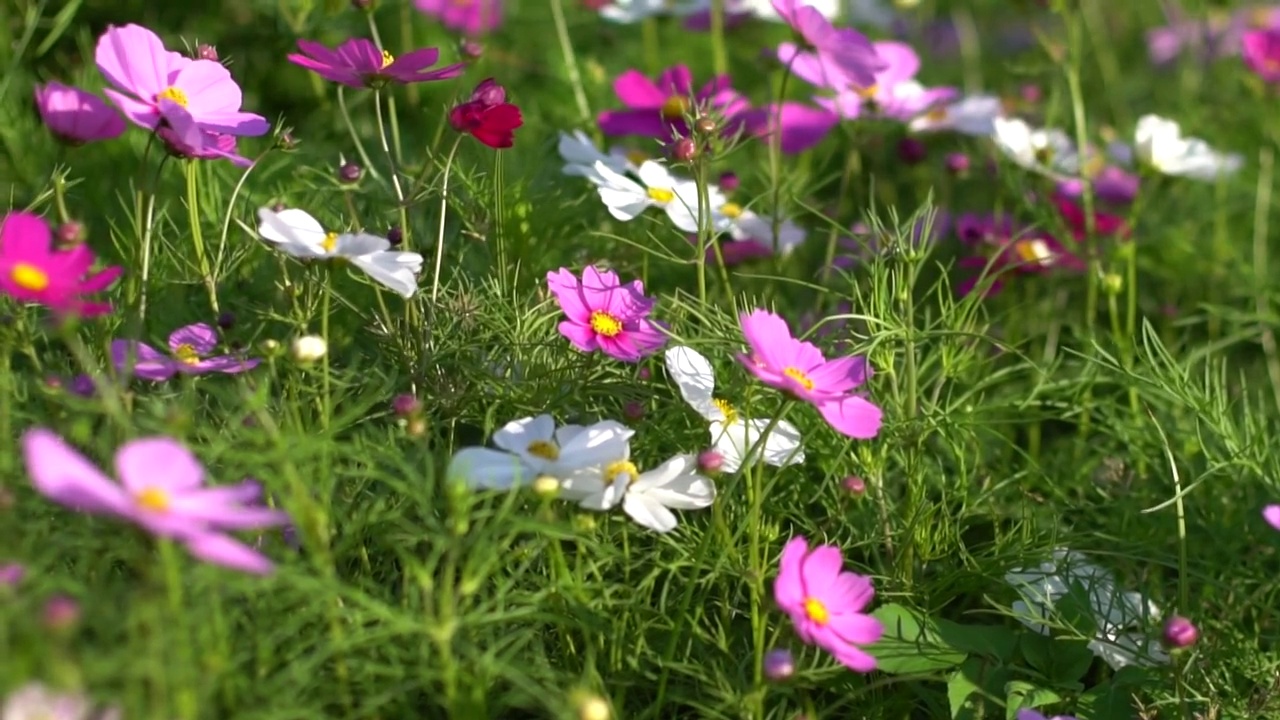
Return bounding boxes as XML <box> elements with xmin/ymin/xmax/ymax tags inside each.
<box><xmin>622</xmin><ymin>493</ymin><xmax>679</xmax><ymax>532</ymax></box>
<box><xmin>447</xmin><ymin>447</ymin><xmax>529</xmax><ymax>490</ymax></box>
<box><xmin>664</xmin><ymin>346</ymin><xmax>720</xmax><ymax>420</ymax></box>
<box><xmin>350</xmin><ymin>252</ymin><xmax>422</xmax><ymax>298</ymax></box>
<box><xmin>816</xmin><ymin>395</ymin><xmax>883</xmax><ymax>439</ymax></box>
<box><xmin>256</xmin><ymin>207</ymin><xmax>327</xmax><ymax>255</ymax></box>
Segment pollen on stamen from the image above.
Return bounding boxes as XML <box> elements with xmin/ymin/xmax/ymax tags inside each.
<box><xmin>321</xmin><ymin>231</ymin><xmax>340</xmax><ymax>253</ymax></box>
<box><xmin>526</xmin><ymin>440</ymin><xmax>560</xmax><ymax>461</ymax></box>
<box><xmin>10</xmin><ymin>262</ymin><xmax>49</xmax><ymax>292</ymax></box>
<box><xmin>647</xmin><ymin>187</ymin><xmax>675</xmax><ymax>204</ymax></box>
<box><xmin>603</xmin><ymin>460</ymin><xmax>640</xmax><ymax>486</ymax></box>
<box><xmin>719</xmin><ymin>203</ymin><xmax>743</xmax><ymax>219</ymax></box>
<box><xmin>712</xmin><ymin>398</ymin><xmax>738</xmax><ymax>425</ymax></box>
<box><xmin>173</xmin><ymin>344</ymin><xmax>202</xmax><ymax>366</ymax></box>
<box><xmin>589</xmin><ymin>310</ymin><xmax>624</xmax><ymax>338</ymax></box>
<box><xmin>783</xmin><ymin>367</ymin><xmax>815</xmax><ymax>392</ymax></box>
<box><xmin>380</xmin><ymin>50</ymin><xmax>395</xmax><ymax>68</ymax></box>
<box><xmin>803</xmin><ymin>597</ymin><xmax>829</xmax><ymax>625</ymax></box>
<box><xmin>155</xmin><ymin>86</ymin><xmax>189</xmax><ymax>108</ymax></box>
<box><xmin>135</xmin><ymin>487</ymin><xmax>170</xmax><ymax>512</ymax></box>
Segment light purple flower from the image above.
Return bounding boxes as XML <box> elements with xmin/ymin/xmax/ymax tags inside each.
<box><xmin>1264</xmin><ymin>504</ymin><xmax>1280</xmax><ymax>530</ymax></box>
<box><xmin>288</xmin><ymin>38</ymin><xmax>465</xmax><ymax>89</ymax></box>
<box><xmin>22</xmin><ymin>429</ymin><xmax>291</xmax><ymax>575</ymax></box>
<box><xmin>1146</xmin><ymin>5</ymin><xmax>1280</xmax><ymax>66</ymax></box>
<box><xmin>34</xmin><ymin>82</ymin><xmax>126</xmax><ymax>145</ymax></box>
<box><xmin>773</xmin><ymin>0</ymin><xmax>884</xmax><ymax>90</ymax></box>
<box><xmin>741</xmin><ymin>101</ymin><xmax>840</xmax><ymax>153</ymax></box>
<box><xmin>546</xmin><ymin>266</ymin><xmax>667</xmax><ymax>363</ymax></box>
<box><xmin>95</xmin><ymin>24</ymin><xmax>269</xmax><ymax>141</ymax></box>
<box><xmin>809</xmin><ymin>41</ymin><xmax>957</xmax><ymax>122</ymax></box>
<box><xmin>111</xmin><ymin>322</ymin><xmax>259</xmax><ymax>382</ymax></box>
<box><xmin>598</xmin><ymin>65</ymin><xmax>750</xmax><ymax>141</ymax></box>
<box><xmin>1054</xmin><ymin>165</ymin><xmax>1140</xmax><ymax>206</ymax></box>
<box><xmin>415</xmin><ymin>0</ymin><xmax>504</xmax><ymax>35</ymax></box>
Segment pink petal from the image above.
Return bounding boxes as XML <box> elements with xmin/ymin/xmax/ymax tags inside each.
<box><xmin>168</xmin><ymin>323</ymin><xmax>219</xmax><ymax>355</ymax></box>
<box><xmin>22</xmin><ymin>428</ymin><xmax>132</xmax><ymax>516</ymax></box>
<box><xmin>774</xmin><ymin>536</ymin><xmax>809</xmax><ymax>611</ymax></box>
<box><xmin>183</xmin><ymin>532</ymin><xmax>277</xmax><ymax>575</ymax></box>
<box><xmin>95</xmin><ymin>24</ymin><xmax>172</xmax><ymax>102</ymax></box>
<box><xmin>0</xmin><ymin>211</ymin><xmax>52</xmax><ymax>258</ymax></box>
<box><xmin>817</xmin><ymin>395</ymin><xmax>883</xmax><ymax>439</ymax></box>
<box><xmin>613</xmin><ymin>69</ymin><xmax>665</xmax><ymax>109</ymax></box>
<box><xmin>827</xmin><ymin>611</ymin><xmax>884</xmax><ymax>646</ymax></box>
<box><xmin>1264</xmin><ymin>504</ymin><xmax>1280</xmax><ymax>531</ymax></box>
<box><xmin>656</xmin><ymin>65</ymin><xmax>693</xmax><ymax>96</ymax></box>
<box><xmin>800</xmin><ymin>543</ymin><xmax>845</xmax><ymax>596</ymax></box>
<box><xmin>115</xmin><ymin>437</ymin><xmax>205</xmax><ymax>494</ymax></box>
<box><xmin>558</xmin><ymin>320</ymin><xmax>600</xmax><ymax>353</ymax></box>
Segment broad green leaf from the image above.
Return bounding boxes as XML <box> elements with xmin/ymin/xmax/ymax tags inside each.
<box><xmin>1019</xmin><ymin>632</ymin><xmax>1094</xmax><ymax>684</ymax></box>
<box><xmin>1004</xmin><ymin>680</ymin><xmax>1063</xmax><ymax>720</ymax></box>
<box><xmin>937</xmin><ymin>619</ymin><xmax>1019</xmax><ymax>662</ymax></box>
<box><xmin>948</xmin><ymin>657</ymin><xmax>1013</xmax><ymax>720</ymax></box>
<box><xmin>869</xmin><ymin>603</ymin><xmax>967</xmax><ymax>675</ymax></box>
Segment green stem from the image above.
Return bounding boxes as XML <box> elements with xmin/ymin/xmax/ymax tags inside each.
<box><xmin>185</xmin><ymin>161</ymin><xmax>219</xmax><ymax>313</ymax></box>
<box><xmin>709</xmin><ymin>0</ymin><xmax>727</xmax><ymax>77</ymax></box>
<box><xmin>158</xmin><ymin>539</ymin><xmax>197</xmax><ymax>720</ymax></box>
<box><xmin>431</xmin><ymin>137</ymin><xmax>465</xmax><ymax>304</ymax></box>
<box><xmin>374</xmin><ymin>89</ymin><xmax>411</xmax><ymax>249</ymax></box>
<box><xmin>321</xmin><ymin>275</ymin><xmax>333</xmax><ymax>430</ymax></box>
<box><xmin>550</xmin><ymin>0</ymin><xmax>592</xmax><ymax>124</ymax></box>
<box><xmin>641</xmin><ymin>17</ymin><xmax>660</xmax><ymax>76</ymax></box>
<box><xmin>769</xmin><ymin>55</ymin><xmax>797</xmax><ymax>250</ymax></box>
<box><xmin>337</xmin><ymin>86</ymin><xmax>381</xmax><ymax>182</ymax></box>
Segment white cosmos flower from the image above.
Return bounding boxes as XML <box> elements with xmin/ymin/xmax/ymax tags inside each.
<box><xmin>256</xmin><ymin>208</ymin><xmax>423</xmax><ymax>298</ymax></box>
<box><xmin>557</xmin><ymin>130</ymin><xmax>636</xmax><ymax>177</ymax></box>
<box><xmin>718</xmin><ymin>202</ymin><xmax>807</xmax><ymax>256</ymax></box>
<box><xmin>599</xmin><ymin>0</ymin><xmax>704</xmax><ymax>23</ymax></box>
<box><xmin>907</xmin><ymin>94</ymin><xmax>1004</xmax><ymax>136</ymax></box>
<box><xmin>732</xmin><ymin>0</ymin><xmax>840</xmax><ymax>20</ymax></box>
<box><xmin>663</xmin><ymin>346</ymin><xmax>804</xmax><ymax>473</ymax></box>
<box><xmin>1130</xmin><ymin>114</ymin><xmax>1242</xmax><ymax>181</ymax></box>
<box><xmin>562</xmin><ymin>453</ymin><xmax>716</xmax><ymax>533</ymax></box>
<box><xmin>585</xmin><ymin>160</ymin><xmax>728</xmax><ymax>233</ymax></box>
<box><xmin>1005</xmin><ymin>549</ymin><xmax>1170</xmax><ymax>670</ymax></box>
<box><xmin>446</xmin><ymin>415</ymin><xmax>634</xmax><ymax>491</ymax></box>
<box><xmin>991</xmin><ymin>117</ymin><xmax>1081</xmax><ymax>176</ymax></box>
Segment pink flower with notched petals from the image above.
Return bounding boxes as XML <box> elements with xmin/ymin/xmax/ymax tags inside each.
<box><xmin>547</xmin><ymin>266</ymin><xmax>667</xmax><ymax>362</ymax></box>
<box><xmin>0</xmin><ymin>212</ymin><xmax>121</xmax><ymax>318</ymax></box>
<box><xmin>810</xmin><ymin>41</ymin><xmax>957</xmax><ymax>122</ymax></box>
<box><xmin>288</xmin><ymin>38</ymin><xmax>465</xmax><ymax>89</ymax></box>
<box><xmin>773</xmin><ymin>0</ymin><xmax>884</xmax><ymax>90</ymax></box>
<box><xmin>22</xmin><ymin>429</ymin><xmax>291</xmax><ymax>575</ymax></box>
<box><xmin>415</xmin><ymin>0</ymin><xmax>504</xmax><ymax>35</ymax></box>
<box><xmin>774</xmin><ymin>536</ymin><xmax>883</xmax><ymax>672</ymax></box>
<box><xmin>736</xmin><ymin>309</ymin><xmax>882</xmax><ymax>439</ymax></box>
<box><xmin>598</xmin><ymin>65</ymin><xmax>750</xmax><ymax>141</ymax></box>
<box><xmin>111</xmin><ymin>322</ymin><xmax>260</xmax><ymax>382</ymax></box>
<box><xmin>95</xmin><ymin>24</ymin><xmax>268</xmax><ymax>141</ymax></box>
<box><xmin>34</xmin><ymin>82</ymin><xmax>126</xmax><ymax>144</ymax></box>
<box><xmin>1243</xmin><ymin>28</ymin><xmax>1280</xmax><ymax>83</ymax></box>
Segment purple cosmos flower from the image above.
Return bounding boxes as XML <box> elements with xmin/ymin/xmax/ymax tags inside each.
<box><xmin>415</xmin><ymin>0</ymin><xmax>504</xmax><ymax>35</ymax></box>
<box><xmin>95</xmin><ymin>24</ymin><xmax>269</xmax><ymax>142</ymax></box>
<box><xmin>598</xmin><ymin>65</ymin><xmax>750</xmax><ymax>141</ymax></box>
<box><xmin>773</xmin><ymin>0</ymin><xmax>885</xmax><ymax>90</ymax></box>
<box><xmin>34</xmin><ymin>82</ymin><xmax>126</xmax><ymax>145</ymax></box>
<box><xmin>288</xmin><ymin>38</ymin><xmax>465</xmax><ymax>89</ymax></box>
<box><xmin>157</xmin><ymin>124</ymin><xmax>253</xmax><ymax>166</ymax></box>
<box><xmin>546</xmin><ymin>266</ymin><xmax>667</xmax><ymax>362</ymax></box>
<box><xmin>1147</xmin><ymin>5</ymin><xmax>1280</xmax><ymax>66</ymax></box>
<box><xmin>22</xmin><ymin>429</ymin><xmax>291</xmax><ymax>575</ymax></box>
<box><xmin>1264</xmin><ymin>504</ymin><xmax>1280</xmax><ymax>530</ymax></box>
<box><xmin>741</xmin><ymin>102</ymin><xmax>840</xmax><ymax>153</ymax></box>
<box><xmin>953</xmin><ymin>213</ymin><xmax>1083</xmax><ymax>297</ymax></box>
<box><xmin>111</xmin><ymin>322</ymin><xmax>259</xmax><ymax>382</ymax></box>
<box><xmin>809</xmin><ymin>41</ymin><xmax>957</xmax><ymax>122</ymax></box>
<box><xmin>736</xmin><ymin>309</ymin><xmax>882</xmax><ymax>439</ymax></box>
<box><xmin>1244</xmin><ymin>28</ymin><xmax>1280</xmax><ymax>82</ymax></box>
<box><xmin>1054</xmin><ymin>165</ymin><xmax>1140</xmax><ymax>207</ymax></box>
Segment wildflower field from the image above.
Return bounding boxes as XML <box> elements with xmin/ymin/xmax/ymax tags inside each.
<box><xmin>4</xmin><ymin>0</ymin><xmax>1280</xmax><ymax>717</ymax></box>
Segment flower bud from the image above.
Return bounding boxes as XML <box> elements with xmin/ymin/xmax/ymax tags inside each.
<box><xmin>291</xmin><ymin>335</ymin><xmax>327</xmax><ymax>363</ymax></box>
<box><xmin>636</xmin><ymin>367</ymin><xmax>652</xmax><ymax>381</ymax></box>
<box><xmin>55</xmin><ymin>221</ymin><xmax>86</xmax><ymax>248</ymax></box>
<box><xmin>572</xmin><ymin>692</ymin><xmax>611</xmax><ymax>720</ymax></box>
<box><xmin>718</xmin><ymin>171</ymin><xmax>740</xmax><ymax>193</ymax></box>
<box><xmin>763</xmin><ymin>648</ymin><xmax>795</xmax><ymax>681</ymax></box>
<box><xmin>392</xmin><ymin>393</ymin><xmax>421</xmax><ymax>417</ymax></box>
<box><xmin>1020</xmin><ymin>83</ymin><xmax>1042</xmax><ymax>104</ymax></box>
<box><xmin>1102</xmin><ymin>272</ymin><xmax>1123</xmax><ymax>295</ymax></box>
<box><xmin>469</xmin><ymin>78</ymin><xmax>506</xmax><ymax>107</ymax></box>
<box><xmin>532</xmin><ymin>475</ymin><xmax>561</xmax><ymax>498</ymax></box>
<box><xmin>945</xmin><ymin>152</ymin><xmax>970</xmax><ymax>175</ymax></box>
<box><xmin>196</xmin><ymin>44</ymin><xmax>218</xmax><ymax>62</ymax></box>
<box><xmin>277</xmin><ymin>131</ymin><xmax>299</xmax><ymax>151</ymax></box>
<box><xmin>0</xmin><ymin>562</ymin><xmax>25</xmax><ymax>588</ymax></box>
<box><xmin>338</xmin><ymin>162</ymin><xmax>362</xmax><ymax>184</ymax></box>
<box><xmin>897</xmin><ymin>137</ymin><xmax>927</xmax><ymax>165</ymax></box>
<box><xmin>693</xmin><ymin>116</ymin><xmax>717</xmax><ymax>136</ymax></box>
<box><xmin>387</xmin><ymin>225</ymin><xmax>403</xmax><ymax>247</ymax></box>
<box><xmin>843</xmin><ymin>476</ymin><xmax>866</xmax><ymax>495</ymax></box>
<box><xmin>1163</xmin><ymin>615</ymin><xmax>1198</xmax><ymax>649</ymax></box>
<box><xmin>697</xmin><ymin>449</ymin><xmax>724</xmax><ymax>475</ymax></box>
<box><xmin>67</xmin><ymin>375</ymin><xmax>96</xmax><ymax>398</ymax></box>
<box><xmin>216</xmin><ymin>311</ymin><xmax>236</xmax><ymax>330</ymax></box>
<box><xmin>460</xmin><ymin>39</ymin><xmax>484</xmax><ymax>59</ymax></box>
<box><xmin>42</xmin><ymin>594</ymin><xmax>81</xmax><ymax>631</ymax></box>
<box><xmin>670</xmin><ymin>137</ymin><xmax>698</xmax><ymax>162</ymax></box>
<box><xmin>622</xmin><ymin>401</ymin><xmax>645</xmax><ymax>422</ymax></box>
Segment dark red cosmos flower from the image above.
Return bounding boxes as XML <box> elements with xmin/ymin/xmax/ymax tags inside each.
<box><xmin>449</xmin><ymin>78</ymin><xmax>522</xmax><ymax>149</ymax></box>
<box><xmin>1053</xmin><ymin>193</ymin><xmax>1130</xmax><ymax>240</ymax></box>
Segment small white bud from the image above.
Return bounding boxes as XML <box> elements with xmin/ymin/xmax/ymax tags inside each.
<box><xmin>291</xmin><ymin>334</ymin><xmax>328</xmax><ymax>363</ymax></box>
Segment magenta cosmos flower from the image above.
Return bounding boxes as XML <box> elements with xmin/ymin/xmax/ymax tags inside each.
<box><xmin>736</xmin><ymin>309</ymin><xmax>882</xmax><ymax>439</ymax></box>
<box><xmin>415</xmin><ymin>0</ymin><xmax>504</xmax><ymax>35</ymax></box>
<box><xmin>953</xmin><ymin>213</ymin><xmax>1085</xmax><ymax>298</ymax></box>
<box><xmin>809</xmin><ymin>41</ymin><xmax>957</xmax><ymax>122</ymax></box>
<box><xmin>0</xmin><ymin>212</ymin><xmax>121</xmax><ymax>317</ymax></box>
<box><xmin>288</xmin><ymin>38</ymin><xmax>465</xmax><ymax>89</ymax></box>
<box><xmin>33</xmin><ymin>82</ymin><xmax>126</xmax><ymax>145</ymax></box>
<box><xmin>547</xmin><ymin>266</ymin><xmax>667</xmax><ymax>362</ymax></box>
<box><xmin>22</xmin><ymin>429</ymin><xmax>291</xmax><ymax>574</ymax></box>
<box><xmin>1243</xmin><ymin>28</ymin><xmax>1280</xmax><ymax>83</ymax></box>
<box><xmin>773</xmin><ymin>0</ymin><xmax>884</xmax><ymax>90</ymax></box>
<box><xmin>598</xmin><ymin>65</ymin><xmax>750</xmax><ymax>141</ymax></box>
<box><xmin>111</xmin><ymin>322</ymin><xmax>260</xmax><ymax>382</ymax></box>
<box><xmin>95</xmin><ymin>24</ymin><xmax>268</xmax><ymax>140</ymax></box>
<box><xmin>1264</xmin><ymin>504</ymin><xmax>1280</xmax><ymax>530</ymax></box>
<box><xmin>774</xmin><ymin>536</ymin><xmax>883</xmax><ymax>672</ymax></box>
<box><xmin>740</xmin><ymin>102</ymin><xmax>839</xmax><ymax>154</ymax></box>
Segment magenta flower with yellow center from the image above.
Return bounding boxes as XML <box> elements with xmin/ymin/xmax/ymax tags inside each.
<box><xmin>288</xmin><ymin>37</ymin><xmax>465</xmax><ymax>89</ymax></box>
<box><xmin>111</xmin><ymin>322</ymin><xmax>260</xmax><ymax>382</ymax></box>
<box><xmin>774</xmin><ymin>536</ymin><xmax>883</xmax><ymax>672</ymax></box>
<box><xmin>547</xmin><ymin>266</ymin><xmax>666</xmax><ymax>363</ymax></box>
<box><xmin>736</xmin><ymin>309</ymin><xmax>882</xmax><ymax>439</ymax></box>
<box><xmin>22</xmin><ymin>429</ymin><xmax>290</xmax><ymax>575</ymax></box>
<box><xmin>0</xmin><ymin>211</ymin><xmax>121</xmax><ymax>318</ymax></box>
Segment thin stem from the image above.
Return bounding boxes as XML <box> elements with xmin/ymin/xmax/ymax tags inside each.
<box><xmin>641</xmin><ymin>17</ymin><xmax>660</xmax><ymax>76</ymax></box>
<box><xmin>216</xmin><ymin>147</ymin><xmax>272</xmax><ymax>272</ymax></box>
<box><xmin>550</xmin><ymin>0</ymin><xmax>592</xmax><ymax>124</ymax></box>
<box><xmin>185</xmin><ymin>160</ymin><xmax>219</xmax><ymax>314</ymax></box>
<box><xmin>338</xmin><ymin>86</ymin><xmax>381</xmax><ymax>181</ymax></box>
<box><xmin>432</xmin><ymin>137</ymin><xmax>465</xmax><ymax>303</ymax></box>
<box><xmin>1253</xmin><ymin>148</ymin><xmax>1280</xmax><ymax>415</ymax></box>
<box><xmin>493</xmin><ymin>148</ymin><xmax>509</xmax><ymax>294</ymax></box>
<box><xmin>374</xmin><ymin>89</ymin><xmax>412</xmax><ymax>248</ymax></box>
<box><xmin>769</xmin><ymin>54</ymin><xmax>797</xmax><ymax>251</ymax></box>
<box><xmin>321</xmin><ymin>274</ymin><xmax>333</xmax><ymax>430</ymax></box>
<box><xmin>136</xmin><ymin>187</ymin><xmax>158</xmax><ymax>321</ymax></box>
<box><xmin>51</xmin><ymin>168</ymin><xmax>71</xmax><ymax>223</ymax></box>
<box><xmin>158</xmin><ymin>539</ymin><xmax>197</xmax><ymax>720</ymax></box>
<box><xmin>694</xmin><ymin>159</ymin><xmax>711</xmax><ymax>307</ymax></box>
<box><xmin>709</xmin><ymin>0</ymin><xmax>727</xmax><ymax>77</ymax></box>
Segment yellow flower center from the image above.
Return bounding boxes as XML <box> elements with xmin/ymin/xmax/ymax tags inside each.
<box><xmin>10</xmin><ymin>262</ymin><xmax>49</xmax><ymax>291</ymax></box>
<box><xmin>155</xmin><ymin>86</ymin><xmax>189</xmax><ymax>108</ymax></box>
<box><xmin>626</xmin><ymin>149</ymin><xmax>648</xmax><ymax>166</ymax></box>
<box><xmin>804</xmin><ymin>597</ymin><xmax>829</xmax><ymax>625</ymax></box>
<box><xmin>1033</xmin><ymin>146</ymin><xmax>1055</xmax><ymax>164</ymax></box>
<box><xmin>380</xmin><ymin>50</ymin><xmax>395</xmax><ymax>68</ymax></box>
<box><xmin>526</xmin><ymin>440</ymin><xmax>560</xmax><ymax>461</ymax></box>
<box><xmin>719</xmin><ymin>203</ymin><xmax>743</xmax><ymax>219</ymax></box>
<box><xmin>322</xmin><ymin>231</ymin><xmax>339</xmax><ymax>253</ymax></box>
<box><xmin>135</xmin><ymin>487</ymin><xmax>170</xmax><ymax>513</ymax></box>
<box><xmin>172</xmin><ymin>344</ymin><xmax>202</xmax><ymax>366</ymax></box>
<box><xmin>603</xmin><ymin>460</ymin><xmax>639</xmax><ymax>485</ymax></box>
<box><xmin>661</xmin><ymin>95</ymin><xmax>690</xmax><ymax>121</ymax></box>
<box><xmin>925</xmin><ymin>106</ymin><xmax>948</xmax><ymax>121</ymax></box>
<box><xmin>1081</xmin><ymin>154</ymin><xmax>1106</xmax><ymax>179</ymax></box>
<box><xmin>783</xmin><ymin>367</ymin><xmax>815</xmax><ymax>391</ymax></box>
<box><xmin>647</xmin><ymin>187</ymin><xmax>675</xmax><ymax>204</ymax></box>
<box><xmin>712</xmin><ymin>397</ymin><xmax>738</xmax><ymax>425</ymax></box>
<box><xmin>1014</xmin><ymin>239</ymin><xmax>1051</xmax><ymax>265</ymax></box>
<box><xmin>858</xmin><ymin>84</ymin><xmax>879</xmax><ymax>99</ymax></box>
<box><xmin>589</xmin><ymin>310</ymin><xmax>624</xmax><ymax>338</ymax></box>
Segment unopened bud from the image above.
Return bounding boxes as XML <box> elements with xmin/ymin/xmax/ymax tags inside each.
<box><xmin>698</xmin><ymin>449</ymin><xmax>724</xmax><ymax>475</ymax></box>
<box><xmin>622</xmin><ymin>400</ymin><xmax>645</xmax><ymax>422</ymax></box>
<box><xmin>945</xmin><ymin>152</ymin><xmax>970</xmax><ymax>175</ymax></box>
<box><xmin>216</xmin><ymin>311</ymin><xmax>236</xmax><ymax>330</ymax></box>
<box><xmin>196</xmin><ymin>44</ymin><xmax>218</xmax><ymax>62</ymax></box>
<box><xmin>1163</xmin><ymin>615</ymin><xmax>1198</xmax><ymax>649</ymax></box>
<box><xmin>843</xmin><ymin>476</ymin><xmax>866</xmax><ymax>495</ymax></box>
<box><xmin>636</xmin><ymin>367</ymin><xmax>651</xmax><ymax>381</ymax></box>
<box><xmin>0</xmin><ymin>563</ymin><xmax>25</xmax><ymax>588</ymax></box>
<box><xmin>572</xmin><ymin>692</ymin><xmax>611</xmax><ymax>720</ymax></box>
<box><xmin>338</xmin><ymin>162</ymin><xmax>362</xmax><ymax>184</ymax></box>
<box><xmin>670</xmin><ymin>137</ymin><xmax>697</xmax><ymax>162</ymax></box>
<box><xmin>291</xmin><ymin>335</ymin><xmax>328</xmax><ymax>363</ymax></box>
<box><xmin>393</xmin><ymin>393</ymin><xmax>421</xmax><ymax>417</ymax></box>
<box><xmin>1102</xmin><ymin>272</ymin><xmax>1123</xmax><ymax>295</ymax></box>
<box><xmin>460</xmin><ymin>39</ymin><xmax>484</xmax><ymax>59</ymax></box>
<box><xmin>42</xmin><ymin>594</ymin><xmax>81</xmax><ymax>631</ymax></box>
<box><xmin>897</xmin><ymin>137</ymin><xmax>927</xmax><ymax>165</ymax></box>
<box><xmin>532</xmin><ymin>475</ymin><xmax>561</xmax><ymax>498</ymax></box>
<box><xmin>387</xmin><ymin>225</ymin><xmax>403</xmax><ymax>247</ymax></box>
<box><xmin>55</xmin><ymin>221</ymin><xmax>86</xmax><ymax>248</ymax></box>
<box><xmin>693</xmin><ymin>116</ymin><xmax>717</xmax><ymax>136</ymax></box>
<box><xmin>718</xmin><ymin>171</ymin><xmax>740</xmax><ymax>193</ymax></box>
<box><xmin>763</xmin><ymin>648</ymin><xmax>795</xmax><ymax>681</ymax></box>
<box><xmin>469</xmin><ymin>78</ymin><xmax>506</xmax><ymax>107</ymax></box>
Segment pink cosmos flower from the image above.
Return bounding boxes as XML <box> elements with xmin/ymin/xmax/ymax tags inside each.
<box><xmin>736</xmin><ymin>309</ymin><xmax>882</xmax><ymax>439</ymax></box>
<box><xmin>22</xmin><ymin>429</ymin><xmax>291</xmax><ymax>575</ymax></box>
<box><xmin>1243</xmin><ymin>28</ymin><xmax>1280</xmax><ymax>82</ymax></box>
<box><xmin>740</xmin><ymin>102</ymin><xmax>840</xmax><ymax>154</ymax></box>
<box><xmin>773</xmin><ymin>0</ymin><xmax>884</xmax><ymax>90</ymax></box>
<box><xmin>808</xmin><ymin>41</ymin><xmax>957</xmax><ymax>122</ymax></box>
<box><xmin>953</xmin><ymin>213</ymin><xmax>1084</xmax><ymax>297</ymax></box>
<box><xmin>1054</xmin><ymin>166</ymin><xmax>1140</xmax><ymax>207</ymax></box>
<box><xmin>546</xmin><ymin>266</ymin><xmax>667</xmax><ymax>362</ymax></box>
<box><xmin>288</xmin><ymin>38</ymin><xmax>465</xmax><ymax>89</ymax></box>
<box><xmin>1052</xmin><ymin>193</ymin><xmax>1130</xmax><ymax>241</ymax></box>
<box><xmin>95</xmin><ymin>24</ymin><xmax>268</xmax><ymax>140</ymax></box>
<box><xmin>0</xmin><ymin>212</ymin><xmax>121</xmax><ymax>317</ymax></box>
<box><xmin>111</xmin><ymin>322</ymin><xmax>260</xmax><ymax>382</ymax></box>
<box><xmin>598</xmin><ymin>65</ymin><xmax>750</xmax><ymax>141</ymax></box>
<box><xmin>1264</xmin><ymin>504</ymin><xmax>1280</xmax><ymax>530</ymax></box>
<box><xmin>1147</xmin><ymin>6</ymin><xmax>1280</xmax><ymax>66</ymax></box>
<box><xmin>774</xmin><ymin>536</ymin><xmax>883</xmax><ymax>672</ymax></box>
<box><xmin>33</xmin><ymin>82</ymin><xmax>126</xmax><ymax>144</ymax></box>
<box><xmin>415</xmin><ymin>0</ymin><xmax>504</xmax><ymax>35</ymax></box>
